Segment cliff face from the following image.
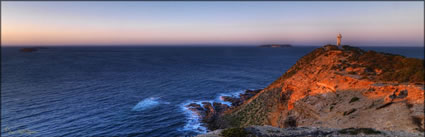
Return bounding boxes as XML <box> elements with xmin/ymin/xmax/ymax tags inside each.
<box><xmin>213</xmin><ymin>45</ymin><xmax>424</xmax><ymax>133</ymax></box>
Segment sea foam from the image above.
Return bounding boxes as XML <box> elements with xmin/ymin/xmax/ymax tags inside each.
<box><xmin>179</xmin><ymin>89</ymin><xmax>247</xmax><ymax>134</ymax></box>
<box><xmin>179</xmin><ymin>101</ymin><xmax>209</xmax><ymax>134</ymax></box>
<box><xmin>132</xmin><ymin>97</ymin><xmax>169</xmax><ymax>111</ymax></box>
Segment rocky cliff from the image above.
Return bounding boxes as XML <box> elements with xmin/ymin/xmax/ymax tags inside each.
<box><xmin>188</xmin><ymin>45</ymin><xmax>424</xmax><ymax>134</ymax></box>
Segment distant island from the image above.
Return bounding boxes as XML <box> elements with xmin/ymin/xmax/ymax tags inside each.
<box><xmin>259</xmin><ymin>44</ymin><xmax>292</xmax><ymax>48</ymax></box>
<box><xmin>20</xmin><ymin>48</ymin><xmax>38</xmax><ymax>53</ymax></box>
<box><xmin>19</xmin><ymin>47</ymin><xmax>48</xmax><ymax>53</ymax></box>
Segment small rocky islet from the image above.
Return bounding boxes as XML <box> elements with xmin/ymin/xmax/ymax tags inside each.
<box><xmin>19</xmin><ymin>47</ymin><xmax>48</xmax><ymax>53</ymax></box>
<box><xmin>19</xmin><ymin>48</ymin><xmax>38</xmax><ymax>52</ymax></box>
<box><xmin>258</xmin><ymin>44</ymin><xmax>292</xmax><ymax>48</ymax></box>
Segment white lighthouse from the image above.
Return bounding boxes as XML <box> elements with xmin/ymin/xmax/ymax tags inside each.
<box><xmin>337</xmin><ymin>33</ymin><xmax>342</xmax><ymax>47</ymax></box>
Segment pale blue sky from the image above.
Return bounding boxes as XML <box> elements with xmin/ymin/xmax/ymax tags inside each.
<box><xmin>1</xmin><ymin>2</ymin><xmax>424</xmax><ymax>46</ymax></box>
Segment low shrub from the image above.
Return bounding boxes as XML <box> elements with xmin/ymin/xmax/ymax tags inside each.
<box><xmin>220</xmin><ymin>127</ymin><xmax>249</xmax><ymax>137</ymax></box>
<box><xmin>343</xmin><ymin>109</ymin><xmax>357</xmax><ymax>116</ymax></box>
<box><xmin>284</xmin><ymin>117</ymin><xmax>297</xmax><ymax>127</ymax></box>
<box><xmin>349</xmin><ymin>97</ymin><xmax>360</xmax><ymax>103</ymax></box>
<box><xmin>338</xmin><ymin>128</ymin><xmax>382</xmax><ymax>135</ymax></box>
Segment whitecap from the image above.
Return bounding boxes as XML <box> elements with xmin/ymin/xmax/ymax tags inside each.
<box><xmin>216</xmin><ymin>89</ymin><xmax>245</xmax><ymax>105</ymax></box>
<box><xmin>132</xmin><ymin>97</ymin><xmax>169</xmax><ymax>111</ymax></box>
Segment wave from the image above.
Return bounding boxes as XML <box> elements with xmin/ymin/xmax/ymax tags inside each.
<box><xmin>179</xmin><ymin>89</ymin><xmax>247</xmax><ymax>134</ymax></box>
<box><xmin>132</xmin><ymin>97</ymin><xmax>169</xmax><ymax>111</ymax></box>
<box><xmin>179</xmin><ymin>100</ymin><xmax>209</xmax><ymax>134</ymax></box>
<box><xmin>216</xmin><ymin>90</ymin><xmax>245</xmax><ymax>106</ymax></box>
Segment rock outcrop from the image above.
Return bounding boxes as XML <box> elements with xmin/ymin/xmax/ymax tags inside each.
<box><xmin>190</xmin><ymin>45</ymin><xmax>424</xmax><ymax>135</ymax></box>
<box><xmin>221</xmin><ymin>89</ymin><xmax>262</xmax><ymax>107</ymax></box>
<box><xmin>185</xmin><ymin>89</ymin><xmax>262</xmax><ymax>130</ymax></box>
<box><xmin>196</xmin><ymin>126</ymin><xmax>424</xmax><ymax>137</ymax></box>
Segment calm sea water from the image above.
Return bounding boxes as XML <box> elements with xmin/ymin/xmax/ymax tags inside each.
<box><xmin>1</xmin><ymin>46</ymin><xmax>423</xmax><ymax>137</ymax></box>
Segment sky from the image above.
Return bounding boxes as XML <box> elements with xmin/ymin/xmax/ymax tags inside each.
<box><xmin>1</xmin><ymin>2</ymin><xmax>424</xmax><ymax>47</ymax></box>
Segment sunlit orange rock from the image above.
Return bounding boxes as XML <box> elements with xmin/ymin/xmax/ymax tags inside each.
<box><xmin>215</xmin><ymin>45</ymin><xmax>424</xmax><ymax>133</ymax></box>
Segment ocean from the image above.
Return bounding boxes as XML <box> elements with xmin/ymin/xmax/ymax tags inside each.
<box><xmin>1</xmin><ymin>46</ymin><xmax>423</xmax><ymax>137</ymax></box>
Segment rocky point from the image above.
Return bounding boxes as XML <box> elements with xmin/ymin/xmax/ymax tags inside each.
<box><xmin>188</xmin><ymin>45</ymin><xmax>424</xmax><ymax>136</ymax></box>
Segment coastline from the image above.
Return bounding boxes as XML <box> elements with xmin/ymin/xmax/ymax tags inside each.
<box><xmin>186</xmin><ymin>45</ymin><xmax>425</xmax><ymax>136</ymax></box>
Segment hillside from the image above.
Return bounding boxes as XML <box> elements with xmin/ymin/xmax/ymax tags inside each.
<box><xmin>188</xmin><ymin>45</ymin><xmax>424</xmax><ymax>135</ymax></box>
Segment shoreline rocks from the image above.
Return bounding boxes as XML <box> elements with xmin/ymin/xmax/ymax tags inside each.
<box><xmin>221</xmin><ymin>89</ymin><xmax>261</xmax><ymax>107</ymax></box>
<box><xmin>185</xmin><ymin>89</ymin><xmax>262</xmax><ymax>130</ymax></box>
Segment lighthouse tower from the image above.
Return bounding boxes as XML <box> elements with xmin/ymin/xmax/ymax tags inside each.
<box><xmin>337</xmin><ymin>33</ymin><xmax>342</xmax><ymax>47</ymax></box>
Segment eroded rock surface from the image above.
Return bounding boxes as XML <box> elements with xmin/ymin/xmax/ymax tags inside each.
<box><xmin>185</xmin><ymin>89</ymin><xmax>262</xmax><ymax>129</ymax></box>
<box><xmin>196</xmin><ymin>126</ymin><xmax>425</xmax><ymax>137</ymax></box>
<box><xmin>203</xmin><ymin>45</ymin><xmax>424</xmax><ymax>133</ymax></box>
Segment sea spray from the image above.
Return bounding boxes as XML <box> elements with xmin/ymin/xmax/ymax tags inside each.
<box><xmin>179</xmin><ymin>101</ymin><xmax>209</xmax><ymax>134</ymax></box>
<box><xmin>132</xmin><ymin>97</ymin><xmax>169</xmax><ymax>111</ymax></box>
<box><xmin>179</xmin><ymin>89</ymin><xmax>248</xmax><ymax>134</ymax></box>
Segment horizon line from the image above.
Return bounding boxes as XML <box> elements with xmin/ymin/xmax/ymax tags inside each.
<box><xmin>1</xmin><ymin>44</ymin><xmax>424</xmax><ymax>48</ymax></box>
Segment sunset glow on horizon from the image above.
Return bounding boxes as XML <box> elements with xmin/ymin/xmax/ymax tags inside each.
<box><xmin>1</xmin><ymin>2</ymin><xmax>424</xmax><ymax>47</ymax></box>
